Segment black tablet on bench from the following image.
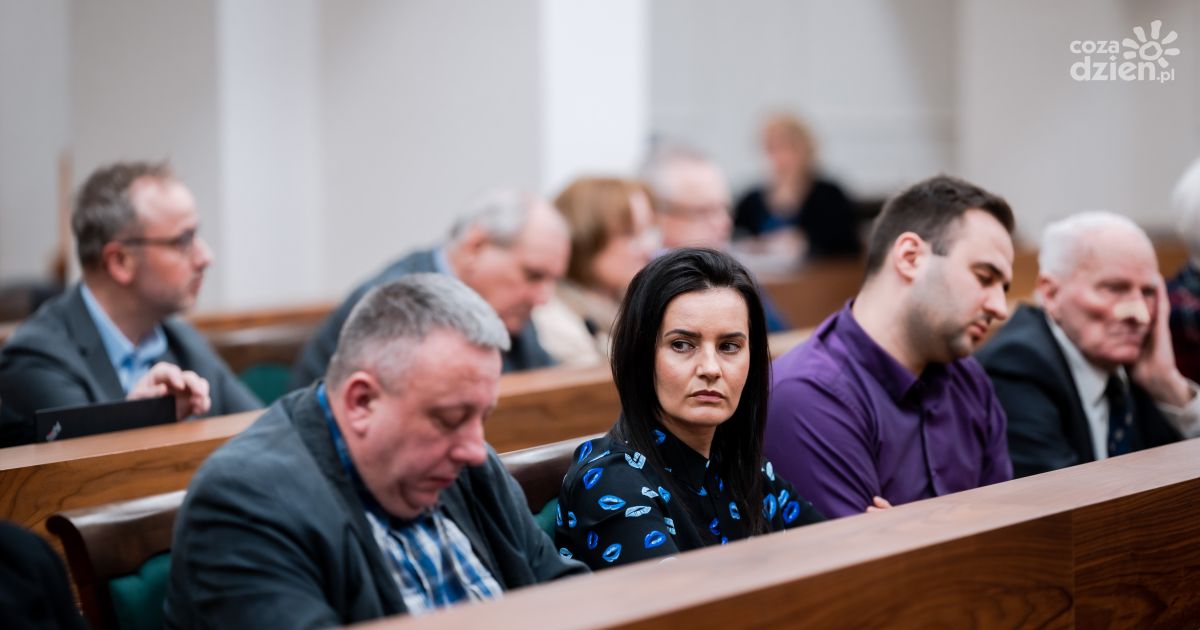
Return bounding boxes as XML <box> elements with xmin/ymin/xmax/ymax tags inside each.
<box><xmin>35</xmin><ymin>395</ymin><xmax>176</xmax><ymax>442</ymax></box>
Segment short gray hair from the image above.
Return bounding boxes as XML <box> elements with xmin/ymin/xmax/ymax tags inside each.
<box><xmin>447</xmin><ymin>188</ymin><xmax>539</xmax><ymax>249</ymax></box>
<box><xmin>325</xmin><ymin>273</ymin><xmax>510</xmax><ymax>389</ymax></box>
<box><xmin>639</xmin><ymin>141</ymin><xmax>714</xmax><ymax>204</ymax></box>
<box><xmin>1174</xmin><ymin>157</ymin><xmax>1200</xmax><ymax>259</ymax></box>
<box><xmin>1038</xmin><ymin>211</ymin><xmax>1152</xmax><ymax>279</ymax></box>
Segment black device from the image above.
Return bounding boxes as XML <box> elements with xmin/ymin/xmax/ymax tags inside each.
<box><xmin>35</xmin><ymin>395</ymin><xmax>176</xmax><ymax>442</ymax></box>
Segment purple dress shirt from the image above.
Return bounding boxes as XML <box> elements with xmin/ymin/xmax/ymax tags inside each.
<box><xmin>764</xmin><ymin>303</ymin><xmax>1012</xmax><ymax>518</ymax></box>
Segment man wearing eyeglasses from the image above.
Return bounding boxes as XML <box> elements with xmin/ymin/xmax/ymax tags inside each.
<box><xmin>0</xmin><ymin>161</ymin><xmax>260</xmax><ymax>446</ymax></box>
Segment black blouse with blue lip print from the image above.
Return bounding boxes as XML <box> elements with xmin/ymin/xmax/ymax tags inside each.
<box><xmin>554</xmin><ymin>423</ymin><xmax>824</xmax><ymax>569</ymax></box>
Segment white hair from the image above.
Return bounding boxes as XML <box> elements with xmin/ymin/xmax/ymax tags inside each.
<box><xmin>1038</xmin><ymin>211</ymin><xmax>1152</xmax><ymax>279</ymax></box>
<box><xmin>447</xmin><ymin>188</ymin><xmax>540</xmax><ymax>248</ymax></box>
<box><xmin>1174</xmin><ymin>157</ymin><xmax>1200</xmax><ymax>263</ymax></box>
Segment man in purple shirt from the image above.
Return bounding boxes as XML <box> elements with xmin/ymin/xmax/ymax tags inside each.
<box><xmin>765</xmin><ymin>175</ymin><xmax>1015</xmax><ymax>518</ymax></box>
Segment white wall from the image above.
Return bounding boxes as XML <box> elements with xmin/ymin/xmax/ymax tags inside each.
<box><xmin>0</xmin><ymin>0</ymin><xmax>70</xmax><ymax>280</ymax></box>
<box><xmin>319</xmin><ymin>0</ymin><xmax>543</xmax><ymax>296</ymax></box>
<box><xmin>648</xmin><ymin>0</ymin><xmax>958</xmax><ymax>199</ymax></box>
<box><xmin>539</xmin><ymin>0</ymin><xmax>648</xmax><ymax>195</ymax></box>
<box><xmin>958</xmin><ymin>0</ymin><xmax>1200</xmax><ymax>242</ymax></box>
<box><xmin>216</xmin><ymin>0</ymin><xmax>323</xmax><ymax>307</ymax></box>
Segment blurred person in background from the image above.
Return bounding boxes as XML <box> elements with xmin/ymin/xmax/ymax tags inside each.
<box><xmin>533</xmin><ymin>177</ymin><xmax>659</xmax><ymax>366</ymax></box>
<box><xmin>733</xmin><ymin>112</ymin><xmax>861</xmax><ymax>260</ymax></box>
<box><xmin>1168</xmin><ymin>157</ymin><xmax>1200</xmax><ymax>382</ymax></box>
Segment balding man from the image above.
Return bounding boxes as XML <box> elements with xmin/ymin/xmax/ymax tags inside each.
<box><xmin>0</xmin><ymin>161</ymin><xmax>259</xmax><ymax>446</ymax></box>
<box><xmin>291</xmin><ymin>190</ymin><xmax>570</xmax><ymax>388</ymax></box>
<box><xmin>978</xmin><ymin>212</ymin><xmax>1200</xmax><ymax>478</ymax></box>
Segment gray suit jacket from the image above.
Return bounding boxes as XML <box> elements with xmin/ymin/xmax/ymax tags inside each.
<box><xmin>0</xmin><ymin>285</ymin><xmax>261</xmax><ymax>446</ymax></box>
<box><xmin>289</xmin><ymin>248</ymin><xmax>555</xmax><ymax>389</ymax></box>
<box><xmin>165</xmin><ymin>386</ymin><xmax>586</xmax><ymax>629</ymax></box>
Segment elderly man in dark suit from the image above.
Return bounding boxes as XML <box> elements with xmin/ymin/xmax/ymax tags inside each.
<box><xmin>0</xmin><ymin>162</ymin><xmax>259</xmax><ymax>446</ymax></box>
<box><xmin>289</xmin><ymin>189</ymin><xmax>569</xmax><ymax>389</ymax></box>
<box><xmin>979</xmin><ymin>212</ymin><xmax>1200</xmax><ymax>477</ymax></box>
<box><xmin>167</xmin><ymin>274</ymin><xmax>587</xmax><ymax>627</ymax></box>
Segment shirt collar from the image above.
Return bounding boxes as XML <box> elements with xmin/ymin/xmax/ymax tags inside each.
<box><xmin>831</xmin><ymin>301</ymin><xmax>925</xmax><ymax>403</ymax></box>
<box><xmin>649</xmin><ymin>422</ymin><xmax>712</xmax><ymax>491</ymax></box>
<box><xmin>1045</xmin><ymin>312</ymin><xmax>1113</xmax><ymax>407</ymax></box>
<box><xmin>80</xmin><ymin>282</ymin><xmax>167</xmax><ymax>370</ymax></box>
<box><xmin>432</xmin><ymin>245</ymin><xmax>457</xmax><ymax>279</ymax></box>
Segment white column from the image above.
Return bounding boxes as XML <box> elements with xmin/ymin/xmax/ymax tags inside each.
<box><xmin>216</xmin><ymin>0</ymin><xmax>322</xmax><ymax>308</ymax></box>
<box><xmin>538</xmin><ymin>0</ymin><xmax>649</xmax><ymax>195</ymax></box>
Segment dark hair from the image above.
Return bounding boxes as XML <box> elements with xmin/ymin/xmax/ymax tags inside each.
<box><xmin>864</xmin><ymin>175</ymin><xmax>1014</xmax><ymax>277</ymax></box>
<box><xmin>610</xmin><ymin>247</ymin><xmax>770</xmax><ymax>535</ymax></box>
<box><xmin>73</xmin><ymin>161</ymin><xmax>173</xmax><ymax>269</ymax></box>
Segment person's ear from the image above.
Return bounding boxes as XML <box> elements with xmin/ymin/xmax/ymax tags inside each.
<box><xmin>338</xmin><ymin>372</ymin><xmax>384</xmax><ymax>438</ymax></box>
<box><xmin>101</xmin><ymin>241</ymin><xmax>137</xmax><ymax>286</ymax></box>
<box><xmin>891</xmin><ymin>232</ymin><xmax>926</xmax><ymax>283</ymax></box>
<box><xmin>1037</xmin><ymin>274</ymin><xmax>1061</xmax><ymax>319</ymax></box>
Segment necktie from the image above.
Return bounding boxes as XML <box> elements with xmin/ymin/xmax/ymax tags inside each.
<box><xmin>1105</xmin><ymin>375</ymin><xmax>1134</xmax><ymax>457</ymax></box>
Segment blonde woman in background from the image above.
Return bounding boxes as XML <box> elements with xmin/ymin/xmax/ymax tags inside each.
<box><xmin>533</xmin><ymin>178</ymin><xmax>658</xmax><ymax>367</ymax></box>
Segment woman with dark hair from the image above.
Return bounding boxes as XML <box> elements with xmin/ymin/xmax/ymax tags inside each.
<box><xmin>554</xmin><ymin>248</ymin><xmax>822</xmax><ymax>569</ymax></box>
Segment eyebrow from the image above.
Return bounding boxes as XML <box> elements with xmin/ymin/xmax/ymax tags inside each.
<box><xmin>663</xmin><ymin>328</ymin><xmax>748</xmax><ymax>340</ymax></box>
<box><xmin>972</xmin><ymin>262</ymin><xmax>1012</xmax><ymax>292</ymax></box>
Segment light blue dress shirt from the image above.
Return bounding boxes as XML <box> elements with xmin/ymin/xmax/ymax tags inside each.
<box><xmin>79</xmin><ymin>284</ymin><xmax>168</xmax><ymax>393</ymax></box>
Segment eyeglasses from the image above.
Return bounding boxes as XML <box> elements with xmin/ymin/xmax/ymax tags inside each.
<box><xmin>657</xmin><ymin>200</ymin><xmax>731</xmax><ymax>221</ymax></box>
<box><xmin>120</xmin><ymin>228</ymin><xmax>199</xmax><ymax>254</ymax></box>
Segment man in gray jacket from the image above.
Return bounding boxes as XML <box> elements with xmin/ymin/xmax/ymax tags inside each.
<box><xmin>166</xmin><ymin>274</ymin><xmax>587</xmax><ymax>628</ymax></box>
<box><xmin>289</xmin><ymin>189</ymin><xmax>569</xmax><ymax>388</ymax></box>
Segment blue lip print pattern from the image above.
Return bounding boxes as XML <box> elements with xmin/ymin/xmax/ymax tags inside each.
<box><xmin>728</xmin><ymin>501</ymin><xmax>740</xmax><ymax>520</ymax></box>
<box><xmin>599</xmin><ymin>495</ymin><xmax>626</xmax><ymax>511</ymax></box>
<box><xmin>625</xmin><ymin>505</ymin><xmax>651</xmax><ymax>518</ymax></box>
<box><xmin>587</xmin><ymin>531</ymin><xmax>599</xmax><ymax>549</ymax></box>
<box><xmin>783</xmin><ymin>501</ymin><xmax>801</xmax><ymax>524</ymax></box>
<box><xmin>556</xmin><ymin>504</ymin><xmax>563</xmax><ymax>527</ymax></box>
<box><xmin>644</xmin><ymin>530</ymin><xmax>666</xmax><ymax>549</ymax></box>
<box><xmin>763</xmin><ymin>494</ymin><xmax>778</xmax><ymax>520</ymax></box>
<box><xmin>709</xmin><ymin>518</ymin><xmax>720</xmax><ymax>536</ymax></box>
<box><xmin>559</xmin><ymin>547</ymin><xmax>573</xmax><ymax>558</ymax></box>
<box><xmin>567</xmin><ymin>511</ymin><xmax>577</xmax><ymax>528</ymax></box>
<box><xmin>658</xmin><ymin>486</ymin><xmax>671</xmax><ymax>503</ymax></box>
<box><xmin>664</xmin><ymin>517</ymin><xmax>676</xmax><ymax>535</ymax></box>
<box><xmin>641</xmin><ymin>486</ymin><xmax>658</xmax><ymax>498</ymax></box>
<box><xmin>697</xmin><ymin>486</ymin><xmax>708</xmax><ymax>497</ymax></box>
<box><xmin>625</xmin><ymin>452</ymin><xmax>646</xmax><ymax>469</ymax></box>
<box><xmin>654</xmin><ymin>429</ymin><xmax>667</xmax><ymax>445</ymax></box>
<box><xmin>583</xmin><ymin>468</ymin><xmax>603</xmax><ymax>489</ymax></box>
<box><xmin>577</xmin><ymin>440</ymin><xmax>593</xmax><ymax>463</ymax></box>
<box><xmin>602</xmin><ymin>543</ymin><xmax>622</xmax><ymax>563</ymax></box>
<box><xmin>778</xmin><ymin>489</ymin><xmax>789</xmax><ymax>506</ymax></box>
<box><xmin>765</xmin><ymin>461</ymin><xmax>775</xmax><ymax>481</ymax></box>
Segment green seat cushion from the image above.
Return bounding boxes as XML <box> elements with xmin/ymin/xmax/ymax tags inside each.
<box><xmin>108</xmin><ymin>552</ymin><xmax>170</xmax><ymax>630</ymax></box>
<box><xmin>534</xmin><ymin>498</ymin><xmax>558</xmax><ymax>539</ymax></box>
<box><xmin>239</xmin><ymin>363</ymin><xmax>293</xmax><ymax>405</ymax></box>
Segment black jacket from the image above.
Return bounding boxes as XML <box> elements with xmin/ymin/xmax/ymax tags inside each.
<box><xmin>977</xmin><ymin>304</ymin><xmax>1180</xmax><ymax>477</ymax></box>
<box><xmin>289</xmin><ymin>248</ymin><xmax>554</xmax><ymax>389</ymax></box>
<box><xmin>0</xmin><ymin>285</ymin><xmax>260</xmax><ymax>446</ymax></box>
<box><xmin>165</xmin><ymin>386</ymin><xmax>586</xmax><ymax>629</ymax></box>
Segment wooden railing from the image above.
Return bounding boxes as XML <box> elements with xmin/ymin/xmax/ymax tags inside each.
<box><xmin>366</xmin><ymin>437</ymin><xmax>1200</xmax><ymax>629</ymax></box>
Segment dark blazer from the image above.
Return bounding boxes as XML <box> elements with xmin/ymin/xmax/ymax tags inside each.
<box><xmin>732</xmin><ymin>178</ymin><xmax>861</xmax><ymax>258</ymax></box>
<box><xmin>0</xmin><ymin>521</ymin><xmax>87</xmax><ymax>630</ymax></box>
<box><xmin>0</xmin><ymin>285</ymin><xmax>261</xmax><ymax>446</ymax></box>
<box><xmin>165</xmin><ymin>386</ymin><xmax>586</xmax><ymax>629</ymax></box>
<box><xmin>977</xmin><ymin>304</ymin><xmax>1180</xmax><ymax>477</ymax></box>
<box><xmin>289</xmin><ymin>248</ymin><xmax>555</xmax><ymax>389</ymax></box>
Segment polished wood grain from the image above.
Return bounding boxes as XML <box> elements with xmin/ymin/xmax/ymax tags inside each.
<box><xmin>366</xmin><ymin>439</ymin><xmax>1200</xmax><ymax>630</ymax></box>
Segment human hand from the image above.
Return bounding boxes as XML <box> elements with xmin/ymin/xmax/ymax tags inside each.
<box><xmin>865</xmin><ymin>496</ymin><xmax>893</xmax><ymax>513</ymax></box>
<box><xmin>127</xmin><ymin>362</ymin><xmax>212</xmax><ymax>420</ymax></box>
<box><xmin>1130</xmin><ymin>276</ymin><xmax>1194</xmax><ymax>407</ymax></box>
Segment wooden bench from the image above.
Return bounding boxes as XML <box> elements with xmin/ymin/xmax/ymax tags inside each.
<box><xmin>0</xmin><ymin>328</ymin><xmax>814</xmax><ymax>551</ymax></box>
<box><xmin>369</xmin><ymin>437</ymin><xmax>1200</xmax><ymax>629</ymax></box>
